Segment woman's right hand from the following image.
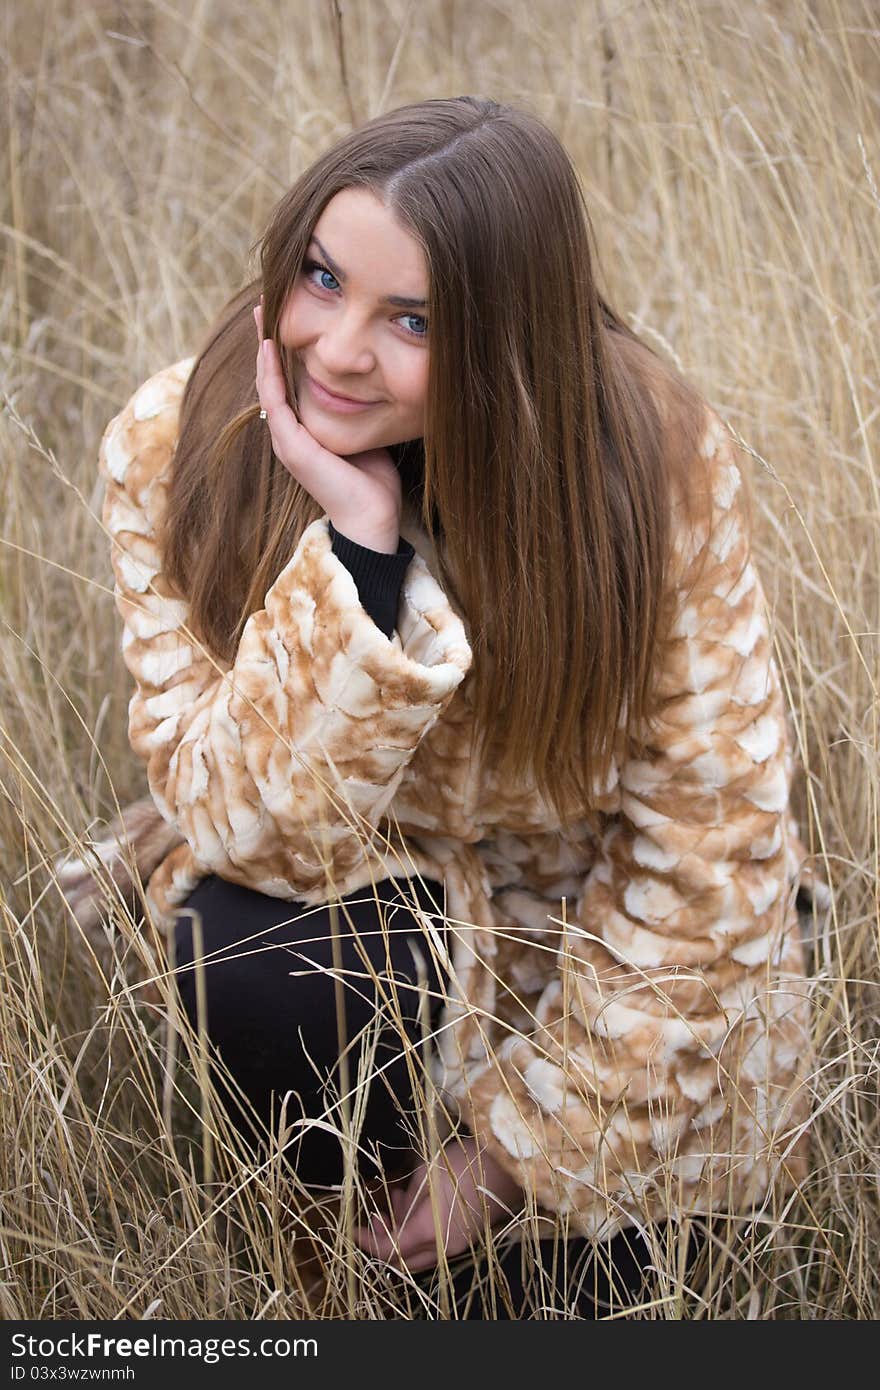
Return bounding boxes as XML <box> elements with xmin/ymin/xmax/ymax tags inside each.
<box><xmin>254</xmin><ymin>302</ymin><xmax>402</xmax><ymax>553</ymax></box>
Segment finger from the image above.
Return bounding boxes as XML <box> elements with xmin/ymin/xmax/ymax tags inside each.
<box><xmin>258</xmin><ymin>338</ymin><xmax>293</xmax><ymax>414</ymax></box>
<box><xmin>383</xmin><ymin>1220</ymin><xmax>445</xmax><ymax>1273</ymax></box>
<box><xmin>353</xmin><ymin>1219</ymin><xmax>396</xmax><ymax>1261</ymax></box>
<box><xmin>396</xmin><ymin>1244</ymin><xmax>445</xmax><ymax>1274</ymax></box>
<box><xmin>254</xmin><ymin>307</ymin><xmax>265</xmax><ymax>398</ymax></box>
<box><xmin>353</xmin><ymin>1223</ymin><xmax>437</xmax><ymax>1275</ymax></box>
<box><xmin>255</xmin><ymin>339</ymin><xmax>288</xmax><ymax>431</ymax></box>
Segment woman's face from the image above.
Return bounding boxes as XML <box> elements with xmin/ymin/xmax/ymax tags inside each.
<box><xmin>278</xmin><ymin>187</ymin><xmax>430</xmax><ymax>456</ymax></box>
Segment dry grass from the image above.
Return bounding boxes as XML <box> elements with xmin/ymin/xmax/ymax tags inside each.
<box><xmin>1</xmin><ymin>0</ymin><xmax>878</xmax><ymax>1318</ymax></box>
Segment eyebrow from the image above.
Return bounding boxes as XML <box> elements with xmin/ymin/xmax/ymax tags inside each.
<box><xmin>310</xmin><ymin>236</ymin><xmax>428</xmax><ymax>309</ymax></box>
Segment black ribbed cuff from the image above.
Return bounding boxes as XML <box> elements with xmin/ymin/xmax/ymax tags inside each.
<box><xmin>328</xmin><ymin>521</ymin><xmax>416</xmax><ymax>638</ymax></box>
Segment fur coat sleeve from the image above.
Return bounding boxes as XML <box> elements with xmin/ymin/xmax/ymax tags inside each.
<box><xmin>98</xmin><ymin>359</ymin><xmax>473</xmax><ymax>922</ymax></box>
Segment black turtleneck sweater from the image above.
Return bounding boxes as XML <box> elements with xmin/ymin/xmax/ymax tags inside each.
<box><xmin>329</xmin><ymin>441</ymin><xmax>437</xmax><ymax>639</ymax></box>
<box><xmin>328</xmin><ymin>521</ymin><xmax>415</xmax><ymax>639</ymax></box>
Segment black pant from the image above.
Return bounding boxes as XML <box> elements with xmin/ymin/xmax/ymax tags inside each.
<box><xmin>173</xmin><ymin>873</ymin><xmax>705</xmax><ymax>1318</ymax></box>
<box><xmin>174</xmin><ymin>872</ymin><xmax>450</xmax><ymax>1186</ymax></box>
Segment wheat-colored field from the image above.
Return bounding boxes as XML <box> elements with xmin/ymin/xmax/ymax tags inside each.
<box><xmin>1</xmin><ymin>0</ymin><xmax>878</xmax><ymax>1319</ymax></box>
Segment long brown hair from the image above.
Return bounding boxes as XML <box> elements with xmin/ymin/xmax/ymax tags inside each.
<box><xmin>164</xmin><ymin>96</ymin><xmax>707</xmax><ymax>828</ymax></box>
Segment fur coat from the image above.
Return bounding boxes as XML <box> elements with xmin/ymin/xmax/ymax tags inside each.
<box><xmin>75</xmin><ymin>357</ymin><xmax>814</xmax><ymax>1240</ymax></box>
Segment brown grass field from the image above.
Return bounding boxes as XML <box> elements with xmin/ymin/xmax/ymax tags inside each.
<box><xmin>1</xmin><ymin>0</ymin><xmax>878</xmax><ymax>1318</ymax></box>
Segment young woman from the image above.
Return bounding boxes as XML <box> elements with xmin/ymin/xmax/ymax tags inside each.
<box><xmin>78</xmin><ymin>95</ymin><xmax>813</xmax><ymax>1316</ymax></box>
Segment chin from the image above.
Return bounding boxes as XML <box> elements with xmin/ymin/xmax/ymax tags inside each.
<box><xmin>305</xmin><ymin>422</ymin><xmax>381</xmax><ymax>455</ymax></box>
<box><xmin>299</xmin><ymin>409</ymin><xmax>399</xmax><ymax>456</ymax></box>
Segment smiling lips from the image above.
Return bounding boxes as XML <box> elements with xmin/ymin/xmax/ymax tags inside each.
<box><xmin>305</xmin><ymin>372</ymin><xmax>382</xmax><ymax>412</ymax></box>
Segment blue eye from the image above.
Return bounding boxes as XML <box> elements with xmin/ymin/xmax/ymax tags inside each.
<box><xmin>401</xmin><ymin>313</ymin><xmax>428</xmax><ymax>339</ymax></box>
<box><xmin>303</xmin><ymin>259</ymin><xmax>339</xmax><ymax>292</ymax></box>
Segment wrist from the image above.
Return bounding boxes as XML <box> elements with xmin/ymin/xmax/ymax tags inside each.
<box><xmin>329</xmin><ymin>516</ymin><xmax>400</xmax><ymax>554</ymax></box>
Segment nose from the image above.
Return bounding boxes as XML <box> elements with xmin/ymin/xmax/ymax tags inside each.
<box><xmin>313</xmin><ymin>308</ymin><xmax>376</xmax><ymax>377</ymax></box>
